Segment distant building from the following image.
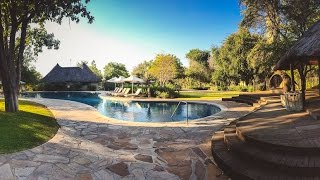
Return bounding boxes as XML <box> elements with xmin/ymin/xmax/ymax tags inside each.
<box><xmin>42</xmin><ymin>63</ymin><xmax>101</xmax><ymax>91</ymax></box>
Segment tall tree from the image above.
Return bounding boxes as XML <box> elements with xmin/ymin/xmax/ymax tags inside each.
<box><xmin>148</xmin><ymin>53</ymin><xmax>183</xmax><ymax>86</ymax></box>
<box><xmin>240</xmin><ymin>0</ymin><xmax>320</xmax><ymax>42</ymax></box>
<box><xmin>211</xmin><ymin>28</ymin><xmax>260</xmax><ymax>86</ymax></box>
<box><xmin>132</xmin><ymin>60</ymin><xmax>153</xmax><ymax>81</ymax></box>
<box><xmin>240</xmin><ymin>0</ymin><xmax>320</xmax><ymax>101</ymax></box>
<box><xmin>186</xmin><ymin>49</ymin><xmax>211</xmax><ymax>83</ymax></box>
<box><xmin>103</xmin><ymin>62</ymin><xmax>129</xmax><ymax>80</ymax></box>
<box><xmin>0</xmin><ymin>1</ymin><xmax>93</xmax><ymax>112</ymax></box>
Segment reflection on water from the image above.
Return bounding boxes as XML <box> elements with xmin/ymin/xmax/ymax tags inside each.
<box><xmin>23</xmin><ymin>92</ymin><xmax>220</xmax><ymax>122</ymax></box>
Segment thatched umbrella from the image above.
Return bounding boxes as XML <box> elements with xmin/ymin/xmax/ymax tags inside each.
<box><xmin>275</xmin><ymin>20</ymin><xmax>320</xmax><ymax>103</ymax></box>
<box><xmin>124</xmin><ymin>75</ymin><xmax>145</xmax><ymax>94</ymax></box>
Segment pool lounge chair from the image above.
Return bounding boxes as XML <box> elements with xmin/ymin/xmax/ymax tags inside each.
<box><xmin>113</xmin><ymin>88</ymin><xmax>129</xmax><ymax>96</ymax></box>
<box><xmin>111</xmin><ymin>88</ymin><xmax>125</xmax><ymax>96</ymax></box>
<box><xmin>105</xmin><ymin>87</ymin><xmax>120</xmax><ymax>95</ymax></box>
<box><xmin>125</xmin><ymin>88</ymin><xmax>142</xmax><ymax>97</ymax></box>
<box><xmin>119</xmin><ymin>88</ymin><xmax>131</xmax><ymax>97</ymax></box>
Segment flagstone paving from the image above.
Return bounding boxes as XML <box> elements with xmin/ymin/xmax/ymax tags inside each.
<box><xmin>0</xmin><ymin>98</ymin><xmax>252</xmax><ymax>180</ymax></box>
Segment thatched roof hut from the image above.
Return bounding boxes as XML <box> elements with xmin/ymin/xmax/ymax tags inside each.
<box><xmin>275</xmin><ymin>20</ymin><xmax>320</xmax><ymax>70</ymax></box>
<box><xmin>42</xmin><ymin>63</ymin><xmax>101</xmax><ymax>83</ymax></box>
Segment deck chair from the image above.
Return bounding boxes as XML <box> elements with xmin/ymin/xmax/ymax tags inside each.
<box><xmin>114</xmin><ymin>87</ymin><xmax>119</xmax><ymax>92</ymax></box>
<box><xmin>125</xmin><ymin>88</ymin><xmax>142</xmax><ymax>97</ymax></box>
<box><xmin>105</xmin><ymin>87</ymin><xmax>120</xmax><ymax>96</ymax></box>
<box><xmin>118</xmin><ymin>88</ymin><xmax>131</xmax><ymax>97</ymax></box>
<box><xmin>112</xmin><ymin>88</ymin><xmax>128</xmax><ymax>96</ymax></box>
<box><xmin>112</xmin><ymin>88</ymin><xmax>125</xmax><ymax>96</ymax></box>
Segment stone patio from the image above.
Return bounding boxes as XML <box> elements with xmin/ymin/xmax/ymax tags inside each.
<box><xmin>0</xmin><ymin>98</ymin><xmax>252</xmax><ymax>180</ymax></box>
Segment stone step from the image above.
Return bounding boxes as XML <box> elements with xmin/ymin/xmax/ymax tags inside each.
<box><xmin>211</xmin><ymin>131</ymin><xmax>313</xmax><ymax>179</ymax></box>
<box><xmin>224</xmin><ymin>126</ymin><xmax>320</xmax><ymax>176</ymax></box>
<box><xmin>307</xmin><ymin>109</ymin><xmax>320</xmax><ymax>120</ymax></box>
<box><xmin>222</xmin><ymin>97</ymin><xmax>259</xmax><ymax>107</ymax></box>
<box><xmin>236</xmin><ymin>124</ymin><xmax>320</xmax><ymax>155</ymax></box>
<box><xmin>231</xmin><ymin>97</ymin><xmax>260</xmax><ymax>106</ymax></box>
<box><xmin>238</xmin><ymin>94</ymin><xmax>261</xmax><ymax>101</ymax></box>
<box><xmin>222</xmin><ymin>94</ymin><xmax>267</xmax><ymax>107</ymax></box>
<box><xmin>221</xmin><ymin>97</ymin><xmax>234</xmax><ymax>102</ymax></box>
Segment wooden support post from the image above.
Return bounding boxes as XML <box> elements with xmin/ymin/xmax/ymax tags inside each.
<box><xmin>290</xmin><ymin>63</ymin><xmax>295</xmax><ymax>91</ymax></box>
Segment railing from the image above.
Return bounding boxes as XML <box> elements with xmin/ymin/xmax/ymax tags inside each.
<box><xmin>171</xmin><ymin>101</ymin><xmax>189</xmax><ymax>124</ymax></box>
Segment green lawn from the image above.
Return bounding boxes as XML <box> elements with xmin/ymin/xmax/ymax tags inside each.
<box><xmin>177</xmin><ymin>90</ymin><xmax>239</xmax><ymax>100</ymax></box>
<box><xmin>0</xmin><ymin>100</ymin><xmax>59</xmax><ymax>154</ymax></box>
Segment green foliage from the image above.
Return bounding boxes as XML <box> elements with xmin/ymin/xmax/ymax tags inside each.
<box><xmin>21</xmin><ymin>47</ymin><xmax>42</xmax><ymax>86</ymax></box>
<box><xmin>0</xmin><ymin>100</ymin><xmax>59</xmax><ymax>153</ymax></box>
<box><xmin>186</xmin><ymin>49</ymin><xmax>210</xmax><ymax>64</ymax></box>
<box><xmin>211</xmin><ymin>28</ymin><xmax>259</xmax><ymax>87</ymax></box>
<box><xmin>186</xmin><ymin>49</ymin><xmax>211</xmax><ymax>83</ymax></box>
<box><xmin>148</xmin><ymin>53</ymin><xmax>184</xmax><ymax>86</ymax></box>
<box><xmin>29</xmin><ymin>26</ymin><xmax>60</xmax><ymax>56</ymax></box>
<box><xmin>240</xmin><ymin>0</ymin><xmax>320</xmax><ymax>42</ymax></box>
<box><xmin>149</xmin><ymin>86</ymin><xmax>179</xmax><ymax>99</ymax></box>
<box><xmin>175</xmin><ymin>77</ymin><xmax>210</xmax><ymax>90</ymax></box>
<box><xmin>103</xmin><ymin>62</ymin><xmax>129</xmax><ymax>80</ymax></box>
<box><xmin>132</xmin><ymin>60</ymin><xmax>153</xmax><ymax>82</ymax></box>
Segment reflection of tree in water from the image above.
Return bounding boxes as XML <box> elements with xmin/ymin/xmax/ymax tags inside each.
<box><xmin>107</xmin><ymin>101</ymin><xmax>128</xmax><ymax>112</ymax></box>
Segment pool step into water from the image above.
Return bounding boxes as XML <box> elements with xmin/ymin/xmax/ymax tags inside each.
<box><xmin>212</xmin><ymin>95</ymin><xmax>320</xmax><ymax>179</ymax></box>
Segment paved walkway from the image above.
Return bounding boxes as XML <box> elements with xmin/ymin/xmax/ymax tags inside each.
<box><xmin>0</xmin><ymin>98</ymin><xmax>252</xmax><ymax>180</ymax></box>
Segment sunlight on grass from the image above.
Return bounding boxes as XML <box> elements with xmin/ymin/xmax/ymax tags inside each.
<box><xmin>177</xmin><ymin>91</ymin><xmax>239</xmax><ymax>100</ymax></box>
<box><xmin>0</xmin><ymin>99</ymin><xmax>59</xmax><ymax>154</ymax></box>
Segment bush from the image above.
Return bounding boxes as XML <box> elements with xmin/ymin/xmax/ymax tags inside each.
<box><xmin>156</xmin><ymin>91</ymin><xmax>170</xmax><ymax>98</ymax></box>
<box><xmin>175</xmin><ymin>77</ymin><xmax>210</xmax><ymax>90</ymax></box>
<box><xmin>149</xmin><ymin>86</ymin><xmax>178</xmax><ymax>98</ymax></box>
<box><xmin>240</xmin><ymin>86</ymin><xmax>248</xmax><ymax>92</ymax></box>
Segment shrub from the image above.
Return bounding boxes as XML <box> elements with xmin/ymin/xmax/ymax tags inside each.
<box><xmin>149</xmin><ymin>86</ymin><xmax>178</xmax><ymax>98</ymax></box>
<box><xmin>175</xmin><ymin>77</ymin><xmax>210</xmax><ymax>90</ymax></box>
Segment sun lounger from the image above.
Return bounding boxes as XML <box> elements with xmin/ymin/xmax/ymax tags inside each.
<box><xmin>110</xmin><ymin>88</ymin><xmax>124</xmax><ymax>96</ymax></box>
<box><xmin>125</xmin><ymin>88</ymin><xmax>142</xmax><ymax>97</ymax></box>
<box><xmin>112</xmin><ymin>88</ymin><xmax>129</xmax><ymax>96</ymax></box>
<box><xmin>105</xmin><ymin>87</ymin><xmax>121</xmax><ymax>95</ymax></box>
<box><xmin>117</xmin><ymin>88</ymin><xmax>131</xmax><ymax>97</ymax></box>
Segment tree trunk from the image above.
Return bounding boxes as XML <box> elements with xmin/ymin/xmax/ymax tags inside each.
<box><xmin>300</xmin><ymin>74</ymin><xmax>306</xmax><ymax>108</ymax></box>
<box><xmin>16</xmin><ymin>20</ymin><xmax>28</xmax><ymax>93</ymax></box>
<box><xmin>298</xmin><ymin>63</ymin><xmax>306</xmax><ymax>108</ymax></box>
<box><xmin>0</xmin><ymin>10</ymin><xmax>19</xmax><ymax>112</ymax></box>
<box><xmin>290</xmin><ymin>63</ymin><xmax>296</xmax><ymax>91</ymax></box>
<box><xmin>3</xmin><ymin>82</ymin><xmax>18</xmax><ymax>112</ymax></box>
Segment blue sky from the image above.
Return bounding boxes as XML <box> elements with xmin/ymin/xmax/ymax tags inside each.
<box><xmin>37</xmin><ymin>0</ymin><xmax>242</xmax><ymax>76</ymax></box>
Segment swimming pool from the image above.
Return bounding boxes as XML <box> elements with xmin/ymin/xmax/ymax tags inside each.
<box><xmin>23</xmin><ymin>92</ymin><xmax>221</xmax><ymax>122</ymax></box>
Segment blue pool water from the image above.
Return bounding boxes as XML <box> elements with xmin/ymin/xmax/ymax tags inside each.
<box><xmin>23</xmin><ymin>92</ymin><xmax>220</xmax><ymax>122</ymax></box>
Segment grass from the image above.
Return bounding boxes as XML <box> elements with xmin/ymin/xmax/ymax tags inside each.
<box><xmin>177</xmin><ymin>90</ymin><xmax>239</xmax><ymax>100</ymax></box>
<box><xmin>0</xmin><ymin>99</ymin><xmax>59</xmax><ymax>154</ymax></box>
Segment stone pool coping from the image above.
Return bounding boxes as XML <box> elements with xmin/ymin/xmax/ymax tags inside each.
<box><xmin>22</xmin><ymin>94</ymin><xmax>229</xmax><ymax>127</ymax></box>
<box><xmin>98</xmin><ymin>95</ymin><xmax>229</xmax><ymax>126</ymax></box>
<box><xmin>23</xmin><ymin>97</ymin><xmax>228</xmax><ymax>127</ymax></box>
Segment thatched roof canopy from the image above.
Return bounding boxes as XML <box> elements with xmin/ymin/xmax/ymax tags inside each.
<box><xmin>275</xmin><ymin>20</ymin><xmax>320</xmax><ymax>70</ymax></box>
<box><xmin>42</xmin><ymin>63</ymin><xmax>101</xmax><ymax>83</ymax></box>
